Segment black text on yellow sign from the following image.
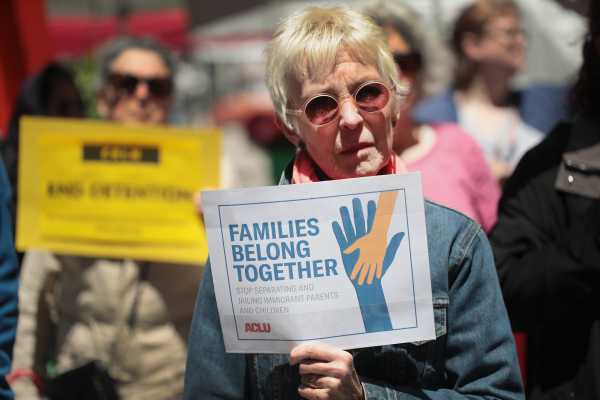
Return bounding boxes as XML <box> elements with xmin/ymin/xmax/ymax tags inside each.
<box><xmin>17</xmin><ymin>116</ymin><xmax>220</xmax><ymax>264</ymax></box>
<box><xmin>82</xmin><ymin>143</ymin><xmax>160</xmax><ymax>163</ymax></box>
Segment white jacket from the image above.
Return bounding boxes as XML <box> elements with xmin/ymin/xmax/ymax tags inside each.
<box><xmin>12</xmin><ymin>250</ymin><xmax>203</xmax><ymax>400</ymax></box>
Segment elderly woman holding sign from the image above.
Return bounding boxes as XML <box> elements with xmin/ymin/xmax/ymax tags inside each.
<box><xmin>184</xmin><ymin>6</ymin><xmax>522</xmax><ymax>400</ymax></box>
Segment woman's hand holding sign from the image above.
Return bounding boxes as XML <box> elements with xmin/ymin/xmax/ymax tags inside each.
<box><xmin>332</xmin><ymin>192</ymin><xmax>404</xmax><ymax>332</ymax></box>
<box><xmin>290</xmin><ymin>193</ymin><xmax>404</xmax><ymax>399</ymax></box>
<box><xmin>290</xmin><ymin>343</ymin><xmax>365</xmax><ymax>400</ymax></box>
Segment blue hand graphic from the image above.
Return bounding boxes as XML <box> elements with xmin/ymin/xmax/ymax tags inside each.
<box><xmin>332</xmin><ymin>196</ymin><xmax>404</xmax><ymax>333</ymax></box>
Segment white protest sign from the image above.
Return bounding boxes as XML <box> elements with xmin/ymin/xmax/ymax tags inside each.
<box><xmin>202</xmin><ymin>172</ymin><xmax>434</xmax><ymax>353</ymax></box>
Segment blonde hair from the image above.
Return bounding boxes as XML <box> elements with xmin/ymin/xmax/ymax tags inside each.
<box><xmin>265</xmin><ymin>6</ymin><xmax>402</xmax><ymax>129</ymax></box>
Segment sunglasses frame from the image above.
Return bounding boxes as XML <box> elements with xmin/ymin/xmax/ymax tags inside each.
<box><xmin>108</xmin><ymin>72</ymin><xmax>173</xmax><ymax>99</ymax></box>
<box><xmin>392</xmin><ymin>52</ymin><xmax>423</xmax><ymax>75</ymax></box>
<box><xmin>286</xmin><ymin>80</ymin><xmax>393</xmax><ymax>127</ymax></box>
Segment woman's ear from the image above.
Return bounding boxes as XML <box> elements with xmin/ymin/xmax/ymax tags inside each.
<box><xmin>275</xmin><ymin>116</ymin><xmax>302</xmax><ymax>147</ymax></box>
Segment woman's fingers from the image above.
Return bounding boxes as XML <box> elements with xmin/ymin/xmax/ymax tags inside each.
<box><xmin>290</xmin><ymin>343</ymin><xmax>363</xmax><ymax>400</ymax></box>
<box><xmin>290</xmin><ymin>343</ymin><xmax>350</xmax><ymax>365</ymax></box>
<box><xmin>300</xmin><ymin>374</ymin><xmax>338</xmax><ymax>389</ymax></box>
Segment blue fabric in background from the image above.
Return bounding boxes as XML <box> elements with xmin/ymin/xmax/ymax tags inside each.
<box><xmin>412</xmin><ymin>84</ymin><xmax>570</xmax><ymax>135</ymax></box>
<box><xmin>0</xmin><ymin>160</ymin><xmax>18</xmax><ymax>399</ymax></box>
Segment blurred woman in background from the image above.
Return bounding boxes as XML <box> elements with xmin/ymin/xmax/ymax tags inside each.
<box><xmin>414</xmin><ymin>0</ymin><xmax>544</xmax><ymax>183</ymax></box>
<box><xmin>363</xmin><ymin>0</ymin><xmax>500</xmax><ymax>232</ymax></box>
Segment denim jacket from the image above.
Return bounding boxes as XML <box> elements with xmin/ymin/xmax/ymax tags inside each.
<box><xmin>184</xmin><ymin>173</ymin><xmax>523</xmax><ymax>399</ymax></box>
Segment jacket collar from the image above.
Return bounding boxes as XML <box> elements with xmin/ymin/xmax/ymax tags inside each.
<box><xmin>555</xmin><ymin>115</ymin><xmax>600</xmax><ymax>199</ymax></box>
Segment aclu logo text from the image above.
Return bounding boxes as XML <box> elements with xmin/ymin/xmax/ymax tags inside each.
<box><xmin>245</xmin><ymin>322</ymin><xmax>271</xmax><ymax>333</ymax></box>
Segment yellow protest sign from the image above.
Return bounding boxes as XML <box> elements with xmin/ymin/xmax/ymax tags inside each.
<box><xmin>17</xmin><ymin>116</ymin><xmax>220</xmax><ymax>264</ymax></box>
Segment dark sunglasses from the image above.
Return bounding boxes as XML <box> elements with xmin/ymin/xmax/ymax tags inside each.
<box><xmin>108</xmin><ymin>73</ymin><xmax>173</xmax><ymax>98</ymax></box>
<box><xmin>286</xmin><ymin>81</ymin><xmax>391</xmax><ymax>127</ymax></box>
<box><xmin>393</xmin><ymin>52</ymin><xmax>423</xmax><ymax>75</ymax></box>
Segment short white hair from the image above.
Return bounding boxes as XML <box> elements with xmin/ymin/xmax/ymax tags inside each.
<box><xmin>265</xmin><ymin>6</ymin><xmax>403</xmax><ymax>130</ymax></box>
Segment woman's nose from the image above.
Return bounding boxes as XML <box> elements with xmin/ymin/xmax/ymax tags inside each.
<box><xmin>338</xmin><ymin>98</ymin><xmax>363</xmax><ymax>130</ymax></box>
<box><xmin>134</xmin><ymin>82</ymin><xmax>150</xmax><ymax>99</ymax></box>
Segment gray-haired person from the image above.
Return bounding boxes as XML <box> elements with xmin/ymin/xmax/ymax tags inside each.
<box><xmin>95</xmin><ymin>36</ymin><xmax>176</xmax><ymax>125</ymax></box>
<box><xmin>361</xmin><ymin>0</ymin><xmax>501</xmax><ymax>232</ymax></box>
<box><xmin>11</xmin><ymin>36</ymin><xmax>202</xmax><ymax>399</ymax></box>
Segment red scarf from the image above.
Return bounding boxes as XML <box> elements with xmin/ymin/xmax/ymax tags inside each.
<box><xmin>291</xmin><ymin>149</ymin><xmax>400</xmax><ymax>184</ymax></box>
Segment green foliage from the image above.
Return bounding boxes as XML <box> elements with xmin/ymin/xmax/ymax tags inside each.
<box><xmin>71</xmin><ymin>56</ymin><xmax>99</xmax><ymax>118</ymax></box>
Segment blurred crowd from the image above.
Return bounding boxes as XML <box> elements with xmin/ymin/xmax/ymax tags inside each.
<box><xmin>0</xmin><ymin>0</ymin><xmax>598</xmax><ymax>399</ymax></box>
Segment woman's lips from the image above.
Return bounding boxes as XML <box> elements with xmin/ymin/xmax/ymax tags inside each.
<box><xmin>340</xmin><ymin>142</ymin><xmax>374</xmax><ymax>154</ymax></box>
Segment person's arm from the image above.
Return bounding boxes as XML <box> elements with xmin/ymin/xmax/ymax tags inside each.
<box><xmin>183</xmin><ymin>262</ymin><xmax>246</xmax><ymax>400</ymax></box>
<box><xmin>9</xmin><ymin>251</ymin><xmax>58</xmax><ymax>399</ymax></box>
<box><xmin>0</xmin><ymin>162</ymin><xmax>18</xmax><ymax>400</ymax></box>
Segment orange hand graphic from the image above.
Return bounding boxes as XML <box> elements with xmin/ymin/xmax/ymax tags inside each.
<box><xmin>343</xmin><ymin>191</ymin><xmax>398</xmax><ymax>286</ymax></box>
<box><xmin>332</xmin><ymin>193</ymin><xmax>405</xmax><ymax>332</ymax></box>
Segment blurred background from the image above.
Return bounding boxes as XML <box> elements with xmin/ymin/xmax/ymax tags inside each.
<box><xmin>0</xmin><ymin>0</ymin><xmax>589</xmax><ymax>182</ymax></box>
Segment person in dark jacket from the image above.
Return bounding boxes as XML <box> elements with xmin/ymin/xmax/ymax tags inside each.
<box><xmin>0</xmin><ymin>62</ymin><xmax>84</xmax><ymax>263</ymax></box>
<box><xmin>489</xmin><ymin>2</ymin><xmax>600</xmax><ymax>398</ymax></box>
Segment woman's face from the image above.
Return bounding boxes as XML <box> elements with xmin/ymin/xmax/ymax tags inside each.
<box><xmin>473</xmin><ymin>12</ymin><xmax>527</xmax><ymax>74</ymax></box>
<box><xmin>98</xmin><ymin>48</ymin><xmax>173</xmax><ymax>125</ymax></box>
<box><xmin>287</xmin><ymin>51</ymin><xmax>395</xmax><ymax>179</ymax></box>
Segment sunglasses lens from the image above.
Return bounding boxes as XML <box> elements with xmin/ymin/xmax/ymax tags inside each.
<box><xmin>393</xmin><ymin>53</ymin><xmax>422</xmax><ymax>74</ymax></box>
<box><xmin>355</xmin><ymin>82</ymin><xmax>389</xmax><ymax>112</ymax></box>
<box><xmin>148</xmin><ymin>78</ymin><xmax>173</xmax><ymax>98</ymax></box>
<box><xmin>111</xmin><ymin>74</ymin><xmax>139</xmax><ymax>94</ymax></box>
<box><xmin>110</xmin><ymin>74</ymin><xmax>172</xmax><ymax>98</ymax></box>
<box><xmin>305</xmin><ymin>95</ymin><xmax>338</xmax><ymax>125</ymax></box>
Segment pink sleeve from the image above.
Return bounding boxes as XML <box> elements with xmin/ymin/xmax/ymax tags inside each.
<box><xmin>432</xmin><ymin>123</ymin><xmax>501</xmax><ymax>232</ymax></box>
<box><xmin>464</xmin><ymin>132</ymin><xmax>501</xmax><ymax>232</ymax></box>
